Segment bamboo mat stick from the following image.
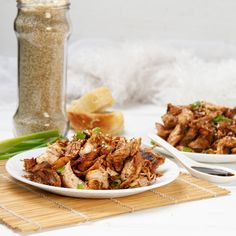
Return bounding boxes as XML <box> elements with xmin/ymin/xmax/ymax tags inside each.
<box><xmin>0</xmin><ymin>160</ymin><xmax>230</xmax><ymax>232</ymax></box>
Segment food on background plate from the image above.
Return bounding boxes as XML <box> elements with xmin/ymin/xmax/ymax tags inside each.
<box><xmin>155</xmin><ymin>101</ymin><xmax>236</xmax><ymax>154</ymax></box>
<box><xmin>67</xmin><ymin>87</ymin><xmax>124</xmax><ymax>135</ymax></box>
<box><xmin>23</xmin><ymin>129</ymin><xmax>165</xmax><ymax>190</ymax></box>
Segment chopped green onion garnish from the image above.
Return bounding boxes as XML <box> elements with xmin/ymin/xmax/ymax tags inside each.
<box><xmin>191</xmin><ymin>101</ymin><xmax>201</xmax><ymax>110</ymax></box>
<box><xmin>76</xmin><ymin>131</ymin><xmax>86</xmax><ymax>140</ymax></box>
<box><xmin>205</xmin><ymin>148</ymin><xmax>214</xmax><ymax>154</ymax></box>
<box><xmin>92</xmin><ymin>127</ymin><xmax>101</xmax><ymax>134</ymax></box>
<box><xmin>150</xmin><ymin>140</ymin><xmax>157</xmax><ymax>146</ymax></box>
<box><xmin>111</xmin><ymin>179</ymin><xmax>121</xmax><ymax>186</ymax></box>
<box><xmin>77</xmin><ymin>183</ymin><xmax>84</xmax><ymax>189</ymax></box>
<box><xmin>56</xmin><ymin>166</ymin><xmax>65</xmax><ymax>174</ymax></box>
<box><xmin>212</xmin><ymin>115</ymin><xmax>232</xmax><ymax>124</ymax></box>
<box><xmin>183</xmin><ymin>127</ymin><xmax>189</xmax><ymax>134</ymax></box>
<box><xmin>182</xmin><ymin>147</ymin><xmax>193</xmax><ymax>152</ymax></box>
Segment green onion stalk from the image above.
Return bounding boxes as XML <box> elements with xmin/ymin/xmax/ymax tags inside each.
<box><xmin>0</xmin><ymin>130</ymin><xmax>61</xmax><ymax>160</ymax></box>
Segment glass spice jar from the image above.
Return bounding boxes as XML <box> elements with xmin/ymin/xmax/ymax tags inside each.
<box><xmin>13</xmin><ymin>0</ymin><xmax>71</xmax><ymax>136</ymax></box>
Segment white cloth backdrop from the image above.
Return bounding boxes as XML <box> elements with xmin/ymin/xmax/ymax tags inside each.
<box><xmin>1</xmin><ymin>40</ymin><xmax>236</xmax><ymax>108</ymax></box>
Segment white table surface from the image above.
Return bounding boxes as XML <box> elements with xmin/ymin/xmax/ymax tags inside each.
<box><xmin>1</xmin><ymin>104</ymin><xmax>236</xmax><ymax>236</ymax></box>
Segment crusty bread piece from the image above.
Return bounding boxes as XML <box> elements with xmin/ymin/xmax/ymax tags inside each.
<box><xmin>67</xmin><ymin>87</ymin><xmax>115</xmax><ymax>113</ymax></box>
<box><xmin>67</xmin><ymin>86</ymin><xmax>124</xmax><ymax>135</ymax></box>
<box><xmin>67</xmin><ymin>111</ymin><xmax>124</xmax><ymax>135</ymax></box>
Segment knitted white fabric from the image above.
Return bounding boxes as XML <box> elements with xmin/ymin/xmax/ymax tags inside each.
<box><xmin>1</xmin><ymin>39</ymin><xmax>236</xmax><ymax>107</ymax></box>
<box><xmin>67</xmin><ymin>40</ymin><xmax>236</xmax><ymax>106</ymax></box>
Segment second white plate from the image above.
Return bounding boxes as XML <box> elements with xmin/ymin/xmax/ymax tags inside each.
<box><xmin>144</xmin><ymin>144</ymin><xmax>236</xmax><ymax>163</ymax></box>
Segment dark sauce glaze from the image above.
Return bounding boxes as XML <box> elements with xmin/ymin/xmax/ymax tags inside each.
<box><xmin>191</xmin><ymin>166</ymin><xmax>234</xmax><ymax>177</ymax></box>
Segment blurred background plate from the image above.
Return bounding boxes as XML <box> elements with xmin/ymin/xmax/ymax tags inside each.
<box><xmin>144</xmin><ymin>142</ymin><xmax>236</xmax><ymax>163</ymax></box>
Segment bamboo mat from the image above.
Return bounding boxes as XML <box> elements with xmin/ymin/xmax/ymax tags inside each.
<box><xmin>0</xmin><ymin>160</ymin><xmax>229</xmax><ymax>233</ymax></box>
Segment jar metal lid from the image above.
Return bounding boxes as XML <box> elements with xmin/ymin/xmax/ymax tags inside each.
<box><xmin>17</xmin><ymin>0</ymin><xmax>70</xmax><ymax>5</ymax></box>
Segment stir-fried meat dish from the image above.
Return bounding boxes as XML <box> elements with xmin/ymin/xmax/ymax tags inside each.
<box><xmin>23</xmin><ymin>130</ymin><xmax>165</xmax><ymax>189</ymax></box>
<box><xmin>156</xmin><ymin>101</ymin><xmax>236</xmax><ymax>154</ymax></box>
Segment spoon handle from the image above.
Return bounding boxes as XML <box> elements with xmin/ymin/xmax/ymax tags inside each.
<box><xmin>149</xmin><ymin>134</ymin><xmax>197</xmax><ymax>168</ymax></box>
<box><xmin>149</xmin><ymin>134</ymin><xmax>236</xmax><ymax>183</ymax></box>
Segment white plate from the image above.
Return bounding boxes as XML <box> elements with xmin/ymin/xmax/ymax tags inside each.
<box><xmin>6</xmin><ymin>148</ymin><xmax>179</xmax><ymax>199</ymax></box>
<box><xmin>144</xmin><ymin>143</ymin><xmax>236</xmax><ymax>163</ymax></box>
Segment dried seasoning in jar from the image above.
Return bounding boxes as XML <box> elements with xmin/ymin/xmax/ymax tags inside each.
<box><xmin>13</xmin><ymin>0</ymin><xmax>71</xmax><ymax>136</ymax></box>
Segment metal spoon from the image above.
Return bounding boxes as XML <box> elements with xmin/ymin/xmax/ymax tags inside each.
<box><xmin>149</xmin><ymin>134</ymin><xmax>236</xmax><ymax>183</ymax></box>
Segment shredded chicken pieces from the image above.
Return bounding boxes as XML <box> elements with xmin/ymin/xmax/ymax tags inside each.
<box><xmin>156</xmin><ymin>101</ymin><xmax>236</xmax><ymax>154</ymax></box>
<box><xmin>23</xmin><ymin>130</ymin><xmax>165</xmax><ymax>189</ymax></box>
